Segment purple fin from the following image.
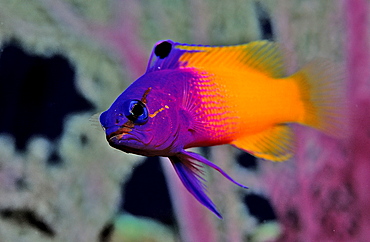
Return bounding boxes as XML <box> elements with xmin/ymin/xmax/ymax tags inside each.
<box><xmin>169</xmin><ymin>151</ymin><xmax>248</xmax><ymax>218</ymax></box>
<box><xmin>146</xmin><ymin>40</ymin><xmax>200</xmax><ymax>72</ymax></box>
<box><xmin>169</xmin><ymin>154</ymin><xmax>222</xmax><ymax>218</ymax></box>
<box><xmin>185</xmin><ymin>151</ymin><xmax>248</xmax><ymax>189</ymax></box>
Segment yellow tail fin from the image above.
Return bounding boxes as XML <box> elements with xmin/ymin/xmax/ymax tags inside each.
<box><xmin>293</xmin><ymin>59</ymin><xmax>346</xmax><ymax>137</ymax></box>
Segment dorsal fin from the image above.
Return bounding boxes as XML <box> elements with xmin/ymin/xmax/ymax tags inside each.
<box><xmin>146</xmin><ymin>40</ymin><xmax>286</xmax><ymax>78</ymax></box>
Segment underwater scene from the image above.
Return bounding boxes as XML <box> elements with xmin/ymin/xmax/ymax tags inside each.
<box><xmin>0</xmin><ymin>0</ymin><xmax>369</xmax><ymax>241</ymax></box>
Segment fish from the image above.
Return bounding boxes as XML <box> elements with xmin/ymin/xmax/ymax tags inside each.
<box><xmin>99</xmin><ymin>40</ymin><xmax>344</xmax><ymax>218</ymax></box>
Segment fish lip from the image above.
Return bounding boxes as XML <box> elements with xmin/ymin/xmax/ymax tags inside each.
<box><xmin>106</xmin><ymin>125</ymin><xmax>155</xmax><ymax>151</ymax></box>
<box><xmin>106</xmin><ymin>126</ymin><xmax>133</xmax><ymax>141</ymax></box>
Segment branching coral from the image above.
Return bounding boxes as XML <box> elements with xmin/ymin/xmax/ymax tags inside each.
<box><xmin>257</xmin><ymin>0</ymin><xmax>370</xmax><ymax>241</ymax></box>
<box><xmin>0</xmin><ymin>0</ymin><xmax>142</xmax><ymax>241</ymax></box>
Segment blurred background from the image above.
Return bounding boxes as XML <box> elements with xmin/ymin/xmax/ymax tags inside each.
<box><xmin>0</xmin><ymin>0</ymin><xmax>369</xmax><ymax>241</ymax></box>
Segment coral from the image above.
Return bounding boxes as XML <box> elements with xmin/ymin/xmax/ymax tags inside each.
<box><xmin>109</xmin><ymin>214</ymin><xmax>175</xmax><ymax>242</ymax></box>
<box><xmin>0</xmin><ymin>0</ymin><xmax>142</xmax><ymax>241</ymax></box>
<box><xmin>256</xmin><ymin>0</ymin><xmax>370</xmax><ymax>241</ymax></box>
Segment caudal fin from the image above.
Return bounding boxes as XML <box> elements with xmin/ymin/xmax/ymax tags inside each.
<box><xmin>293</xmin><ymin>59</ymin><xmax>346</xmax><ymax>137</ymax></box>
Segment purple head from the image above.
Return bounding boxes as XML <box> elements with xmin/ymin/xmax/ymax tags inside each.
<box><xmin>100</xmin><ymin>70</ymin><xmax>195</xmax><ymax>157</ymax></box>
<box><xmin>99</xmin><ymin>40</ymin><xmax>249</xmax><ymax>218</ymax></box>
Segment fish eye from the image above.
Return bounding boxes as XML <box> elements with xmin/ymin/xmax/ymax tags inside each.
<box><xmin>123</xmin><ymin>99</ymin><xmax>149</xmax><ymax>124</ymax></box>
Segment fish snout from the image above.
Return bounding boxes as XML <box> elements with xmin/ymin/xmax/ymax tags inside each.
<box><xmin>106</xmin><ymin>125</ymin><xmax>133</xmax><ymax>142</ymax></box>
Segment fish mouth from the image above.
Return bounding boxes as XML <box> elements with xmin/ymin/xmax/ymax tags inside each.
<box><xmin>107</xmin><ymin>126</ymin><xmax>133</xmax><ymax>142</ymax></box>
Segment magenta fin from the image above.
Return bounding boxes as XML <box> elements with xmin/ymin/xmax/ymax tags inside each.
<box><xmin>169</xmin><ymin>154</ymin><xmax>222</xmax><ymax>218</ymax></box>
<box><xmin>185</xmin><ymin>151</ymin><xmax>248</xmax><ymax>189</ymax></box>
<box><xmin>169</xmin><ymin>150</ymin><xmax>248</xmax><ymax>218</ymax></box>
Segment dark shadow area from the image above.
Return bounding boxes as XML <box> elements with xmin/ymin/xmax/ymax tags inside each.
<box><xmin>0</xmin><ymin>209</ymin><xmax>55</xmax><ymax>237</ymax></box>
<box><xmin>121</xmin><ymin>156</ymin><xmax>175</xmax><ymax>226</ymax></box>
<box><xmin>237</xmin><ymin>152</ymin><xmax>258</xmax><ymax>170</ymax></box>
<box><xmin>244</xmin><ymin>193</ymin><xmax>277</xmax><ymax>223</ymax></box>
<box><xmin>255</xmin><ymin>2</ymin><xmax>274</xmax><ymax>40</ymax></box>
<box><xmin>0</xmin><ymin>43</ymin><xmax>93</xmax><ymax>151</ymax></box>
<box><xmin>99</xmin><ymin>221</ymin><xmax>114</xmax><ymax>242</ymax></box>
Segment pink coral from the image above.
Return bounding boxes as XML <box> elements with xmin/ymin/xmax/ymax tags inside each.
<box><xmin>264</xmin><ymin>0</ymin><xmax>370</xmax><ymax>241</ymax></box>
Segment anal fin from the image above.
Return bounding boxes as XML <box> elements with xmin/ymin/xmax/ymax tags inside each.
<box><xmin>232</xmin><ymin>124</ymin><xmax>294</xmax><ymax>162</ymax></box>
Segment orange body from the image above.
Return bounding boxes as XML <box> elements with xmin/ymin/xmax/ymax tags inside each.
<box><xmin>177</xmin><ymin>41</ymin><xmax>343</xmax><ymax>161</ymax></box>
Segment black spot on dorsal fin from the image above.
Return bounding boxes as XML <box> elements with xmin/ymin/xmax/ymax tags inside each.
<box><xmin>154</xmin><ymin>41</ymin><xmax>172</xmax><ymax>59</ymax></box>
